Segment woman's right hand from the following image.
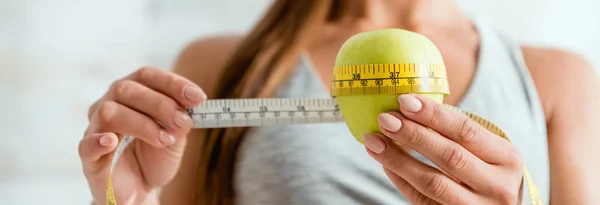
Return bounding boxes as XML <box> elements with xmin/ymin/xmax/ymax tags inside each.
<box><xmin>78</xmin><ymin>67</ymin><xmax>206</xmax><ymax>205</ymax></box>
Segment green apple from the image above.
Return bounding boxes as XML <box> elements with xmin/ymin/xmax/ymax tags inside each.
<box><xmin>334</xmin><ymin>28</ymin><xmax>448</xmax><ymax>143</ymax></box>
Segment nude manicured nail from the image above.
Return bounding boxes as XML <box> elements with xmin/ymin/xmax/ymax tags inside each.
<box><xmin>99</xmin><ymin>135</ymin><xmax>112</xmax><ymax>146</ymax></box>
<box><xmin>398</xmin><ymin>94</ymin><xmax>422</xmax><ymax>112</ymax></box>
<box><xmin>363</xmin><ymin>134</ymin><xmax>386</xmax><ymax>154</ymax></box>
<box><xmin>158</xmin><ymin>130</ymin><xmax>175</xmax><ymax>146</ymax></box>
<box><xmin>174</xmin><ymin>111</ymin><xmax>193</xmax><ymax>128</ymax></box>
<box><xmin>378</xmin><ymin>113</ymin><xmax>402</xmax><ymax>132</ymax></box>
<box><xmin>184</xmin><ymin>85</ymin><xmax>207</xmax><ymax>102</ymax></box>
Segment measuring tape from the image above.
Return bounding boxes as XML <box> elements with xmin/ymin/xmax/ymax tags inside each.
<box><xmin>106</xmin><ymin>63</ymin><xmax>543</xmax><ymax>205</ymax></box>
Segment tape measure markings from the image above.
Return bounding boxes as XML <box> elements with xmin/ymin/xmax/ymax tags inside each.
<box><xmin>188</xmin><ymin>98</ymin><xmax>344</xmax><ymax>128</ymax></box>
<box><xmin>333</xmin><ymin>63</ymin><xmax>446</xmax><ymax>80</ymax></box>
<box><xmin>331</xmin><ymin>63</ymin><xmax>449</xmax><ymax>96</ymax></box>
<box><xmin>332</xmin><ymin>76</ymin><xmax>448</xmax><ymax>81</ymax></box>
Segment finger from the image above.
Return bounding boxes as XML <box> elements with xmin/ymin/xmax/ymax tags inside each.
<box><xmin>87</xmin><ymin>101</ymin><xmax>99</xmax><ymax>121</ymax></box>
<box><xmin>124</xmin><ymin>67</ymin><xmax>206</xmax><ymax>107</ymax></box>
<box><xmin>109</xmin><ymin>80</ymin><xmax>193</xmax><ymax>134</ymax></box>
<box><xmin>363</xmin><ymin>133</ymin><xmax>477</xmax><ymax>205</ymax></box>
<box><xmin>383</xmin><ymin>168</ymin><xmax>441</xmax><ymax>205</ymax></box>
<box><xmin>88</xmin><ymin>101</ymin><xmax>178</xmax><ymax>148</ymax></box>
<box><xmin>378</xmin><ymin>112</ymin><xmax>494</xmax><ymax>191</ymax></box>
<box><xmin>397</xmin><ymin>94</ymin><xmax>518</xmax><ymax>165</ymax></box>
<box><xmin>78</xmin><ymin>133</ymin><xmax>118</xmax><ymax>165</ymax></box>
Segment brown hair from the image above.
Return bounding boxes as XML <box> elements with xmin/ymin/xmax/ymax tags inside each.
<box><xmin>194</xmin><ymin>1</ymin><xmax>349</xmax><ymax>204</ymax></box>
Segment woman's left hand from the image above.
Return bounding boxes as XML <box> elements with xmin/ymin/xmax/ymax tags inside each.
<box><xmin>364</xmin><ymin>94</ymin><xmax>524</xmax><ymax>205</ymax></box>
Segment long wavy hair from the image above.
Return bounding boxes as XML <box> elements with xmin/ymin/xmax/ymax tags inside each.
<box><xmin>194</xmin><ymin>1</ymin><xmax>353</xmax><ymax>204</ymax></box>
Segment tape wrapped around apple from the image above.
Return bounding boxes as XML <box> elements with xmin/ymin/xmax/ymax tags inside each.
<box><xmin>333</xmin><ymin>28</ymin><xmax>449</xmax><ymax>143</ymax></box>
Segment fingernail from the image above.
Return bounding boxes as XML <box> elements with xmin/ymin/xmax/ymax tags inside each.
<box><xmin>158</xmin><ymin>130</ymin><xmax>176</xmax><ymax>146</ymax></box>
<box><xmin>99</xmin><ymin>135</ymin><xmax>112</xmax><ymax>146</ymax></box>
<box><xmin>184</xmin><ymin>85</ymin><xmax>207</xmax><ymax>103</ymax></box>
<box><xmin>398</xmin><ymin>94</ymin><xmax>422</xmax><ymax>112</ymax></box>
<box><xmin>173</xmin><ymin>111</ymin><xmax>193</xmax><ymax>128</ymax></box>
<box><xmin>378</xmin><ymin>113</ymin><xmax>402</xmax><ymax>132</ymax></box>
<box><xmin>363</xmin><ymin>134</ymin><xmax>386</xmax><ymax>154</ymax></box>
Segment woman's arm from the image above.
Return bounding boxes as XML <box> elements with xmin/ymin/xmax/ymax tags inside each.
<box><xmin>523</xmin><ymin>47</ymin><xmax>600</xmax><ymax>204</ymax></box>
<box><xmin>159</xmin><ymin>35</ymin><xmax>243</xmax><ymax>204</ymax></box>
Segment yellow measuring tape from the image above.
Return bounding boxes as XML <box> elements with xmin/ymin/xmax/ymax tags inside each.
<box><xmin>106</xmin><ymin>63</ymin><xmax>543</xmax><ymax>205</ymax></box>
<box><xmin>331</xmin><ymin>63</ymin><xmax>450</xmax><ymax>96</ymax></box>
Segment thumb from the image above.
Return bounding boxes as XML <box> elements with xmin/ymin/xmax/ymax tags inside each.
<box><xmin>78</xmin><ymin>133</ymin><xmax>118</xmax><ymax>166</ymax></box>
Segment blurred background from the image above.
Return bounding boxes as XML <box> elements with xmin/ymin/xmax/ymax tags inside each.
<box><xmin>0</xmin><ymin>0</ymin><xmax>598</xmax><ymax>204</ymax></box>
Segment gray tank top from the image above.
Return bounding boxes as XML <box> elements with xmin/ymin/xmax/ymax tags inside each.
<box><xmin>234</xmin><ymin>22</ymin><xmax>550</xmax><ymax>204</ymax></box>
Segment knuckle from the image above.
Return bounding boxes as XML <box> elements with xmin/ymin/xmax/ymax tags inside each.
<box><xmin>407</xmin><ymin>126</ymin><xmax>426</xmax><ymax>146</ymax></box>
<box><xmin>458</xmin><ymin>117</ymin><xmax>479</xmax><ymax>143</ymax></box>
<box><xmin>111</xmin><ymin>80</ymin><xmax>134</xmax><ymax>99</ymax></box>
<box><xmin>414</xmin><ymin>193</ymin><xmax>432</xmax><ymax>205</ymax></box>
<box><xmin>442</xmin><ymin>145</ymin><xmax>468</xmax><ymax>171</ymax></box>
<box><xmin>507</xmin><ymin>147</ymin><xmax>524</xmax><ymax>168</ymax></box>
<box><xmin>422</xmin><ymin>174</ymin><xmax>448</xmax><ymax>198</ymax></box>
<box><xmin>135</xmin><ymin>67</ymin><xmax>157</xmax><ymax>81</ymax></box>
<box><xmin>429</xmin><ymin>104</ymin><xmax>443</xmax><ymax>126</ymax></box>
<box><xmin>96</xmin><ymin>101</ymin><xmax>118</xmax><ymax>125</ymax></box>
<box><xmin>405</xmin><ymin>186</ymin><xmax>422</xmax><ymax>201</ymax></box>
<box><xmin>77</xmin><ymin>139</ymin><xmax>88</xmax><ymax>158</ymax></box>
<box><xmin>164</xmin><ymin>72</ymin><xmax>178</xmax><ymax>85</ymax></box>
<box><xmin>87</xmin><ymin>101</ymin><xmax>99</xmax><ymax>120</ymax></box>
<box><xmin>389</xmin><ymin>153</ymin><xmax>410</xmax><ymax>170</ymax></box>
<box><xmin>496</xmin><ymin>185</ymin><xmax>519</xmax><ymax>205</ymax></box>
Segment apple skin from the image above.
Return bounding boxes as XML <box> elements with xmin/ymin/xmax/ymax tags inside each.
<box><xmin>334</xmin><ymin>28</ymin><xmax>447</xmax><ymax>144</ymax></box>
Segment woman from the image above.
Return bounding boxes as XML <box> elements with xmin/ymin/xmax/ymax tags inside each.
<box><xmin>79</xmin><ymin>1</ymin><xmax>599</xmax><ymax>204</ymax></box>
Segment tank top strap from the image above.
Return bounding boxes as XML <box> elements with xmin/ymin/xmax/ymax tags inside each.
<box><xmin>458</xmin><ymin>19</ymin><xmax>546</xmax><ymax>127</ymax></box>
<box><xmin>496</xmin><ymin>29</ymin><xmax>548</xmax><ymax>133</ymax></box>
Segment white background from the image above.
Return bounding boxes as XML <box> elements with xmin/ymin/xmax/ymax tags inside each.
<box><xmin>0</xmin><ymin>0</ymin><xmax>598</xmax><ymax>204</ymax></box>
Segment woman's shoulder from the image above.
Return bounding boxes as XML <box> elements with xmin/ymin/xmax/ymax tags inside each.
<box><xmin>521</xmin><ymin>46</ymin><xmax>598</xmax><ymax>122</ymax></box>
<box><xmin>172</xmin><ymin>34</ymin><xmax>244</xmax><ymax>98</ymax></box>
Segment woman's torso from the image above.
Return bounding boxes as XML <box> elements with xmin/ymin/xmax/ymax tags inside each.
<box><xmin>233</xmin><ymin>22</ymin><xmax>550</xmax><ymax>205</ymax></box>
